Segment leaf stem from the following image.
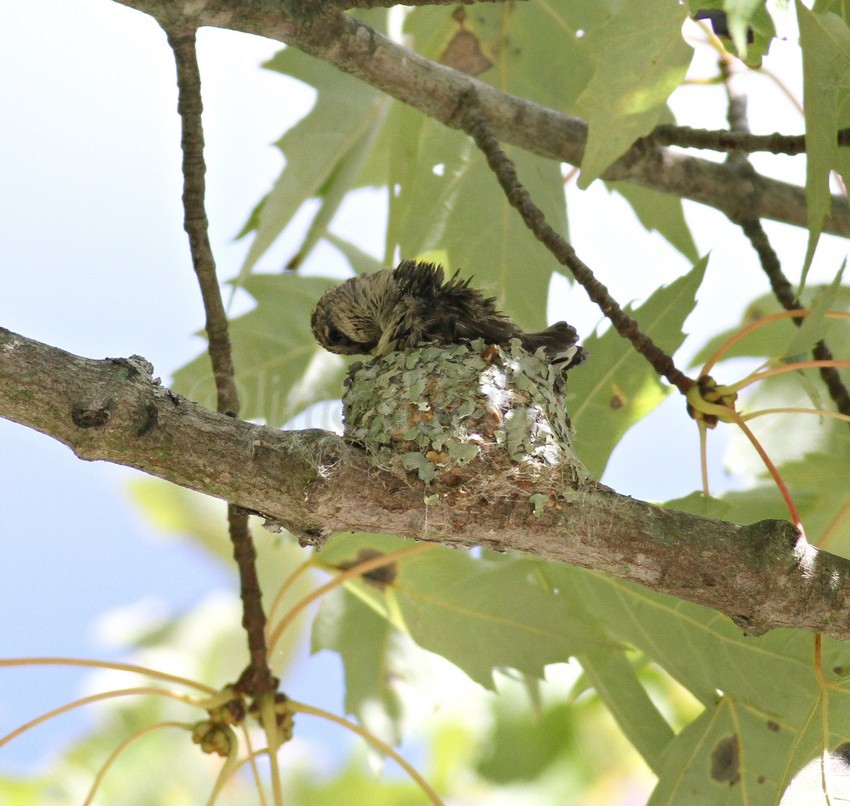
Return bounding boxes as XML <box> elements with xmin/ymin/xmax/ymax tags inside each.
<box><xmin>289</xmin><ymin>699</ymin><xmax>444</xmax><ymax>804</ymax></box>
<box><xmin>0</xmin><ymin>656</ymin><xmax>216</xmax><ymax>694</ymax></box>
<box><xmin>267</xmin><ymin>543</ymin><xmax>434</xmax><ymax>654</ymax></box>
<box><xmin>727</xmin><ymin>411</ymin><xmax>802</xmax><ymax>528</ymax></box>
<box><xmin>84</xmin><ymin>722</ymin><xmax>192</xmax><ymax>805</ymax></box>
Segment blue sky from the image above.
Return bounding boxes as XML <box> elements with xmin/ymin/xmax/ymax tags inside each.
<box><xmin>0</xmin><ymin>0</ymin><xmax>314</xmax><ymax>772</ymax></box>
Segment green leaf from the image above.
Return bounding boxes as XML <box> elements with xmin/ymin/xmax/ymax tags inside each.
<box><xmin>779</xmin><ymin>439</ymin><xmax>850</xmax><ymax>551</ymax></box>
<box><xmin>403</xmin><ymin>2</ymin><xmax>598</xmax><ymax>113</ymax></box>
<box><xmin>583</xmin><ymin>578</ymin><xmax>822</xmax><ymax>713</ymax></box>
<box><xmin>172</xmin><ymin>274</ymin><xmax>346</xmax><ymax>426</ymax></box>
<box><xmin>312</xmin><ymin>585</ymin><xmax>405</xmax><ymax>745</ymax></box>
<box><xmin>548</xmin><ymin>565</ymin><xmax>850</xmax><ymax>804</ymax></box>
<box><xmin>668</xmin><ymin>397</ymin><xmax>850</xmax><ymax>548</ymax></box>
<box><xmin>285</xmin><ymin>762</ymin><xmax>428</xmax><ymax>805</ymax></box>
<box><xmin>315</xmin><ymin>531</ymin><xmax>412</xmax><ymax>565</ymax></box>
<box><xmin>569</xmin><ymin>256</ymin><xmax>708</xmax><ymax>479</ymax></box>
<box><xmin>664</xmin><ymin>488</ymin><xmax>789</xmax><ymax>524</ymax></box>
<box><xmin>575</xmin><ymin>0</ymin><xmax>692</xmax><ymax>186</ymax></box>
<box><xmin>690</xmin><ymin>2</ymin><xmax>778</xmax><ymax>64</ymax></box>
<box><xmin>239</xmin><ymin>45</ymin><xmax>386</xmax><ymax>276</ymax></box>
<box><xmin>318</xmin><ymin>536</ymin><xmax>612</xmax><ymax>690</ymax></box>
<box><xmin>723</xmin><ymin>0</ymin><xmax>778</xmax><ymax>62</ymax></box>
<box><xmin>650</xmin><ymin>689</ymin><xmax>850</xmax><ymax>804</ymax></box>
<box><xmin>692</xmin><ymin>280</ymin><xmax>850</xmax><ymax>367</ymax></box>
<box><xmin>724</xmin><ymin>0</ymin><xmax>762</xmax><ymax>54</ymax></box>
<box><xmin>606</xmin><ymin>181</ymin><xmax>699</xmax><ymax>262</ymax></box>
<box><xmin>126</xmin><ymin>478</ymin><xmax>317</xmax><ymax>676</ymax></box>
<box><xmin>323</xmin><ymin>232</ymin><xmax>383</xmax><ymax>275</ymax></box>
<box><xmin>126</xmin><ymin>477</ymin><xmax>234</xmax><ymax>564</ymax></box>
<box><xmin>288</xmin><ymin>99</ymin><xmax>390</xmax><ymax>270</ymax></box>
<box><xmin>384</xmin><ymin>2</ymin><xmax>592</xmax><ymax>331</ymax></box>
<box><xmin>786</xmin><ymin>260</ymin><xmax>845</xmax><ymax>356</ymax></box>
<box><xmin>663</xmin><ymin>490</ymin><xmax>732</xmax><ymax>519</ymax></box>
<box><xmin>814</xmin><ymin>0</ymin><xmax>850</xmax><ymax>22</ymax></box>
<box><xmin>797</xmin><ymin>3</ymin><xmax>850</xmax><ymax>284</ymax></box>
<box><xmin>395</xmin><ymin>553</ymin><xmax>611</xmax><ymax>688</ymax></box>
<box><xmin>441</xmin><ymin>147</ymin><xmax>566</xmax><ymax>331</ymax></box>
<box><xmin>475</xmin><ymin>700</ymin><xmax>577</xmax><ymax>783</ymax></box>
<box><xmin>579</xmin><ymin>649</ymin><xmax>674</xmax><ymax>774</ymax></box>
<box><xmin>649</xmin><ymin>701</ymin><xmax>783</xmax><ymax>804</ymax></box>
<box><xmin>383</xmin><ymin>106</ymin><xmax>562</xmax><ymax>332</ymax></box>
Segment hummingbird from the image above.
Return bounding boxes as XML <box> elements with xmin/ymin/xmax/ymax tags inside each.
<box><xmin>311</xmin><ymin>260</ymin><xmax>586</xmax><ymax>368</ymax></box>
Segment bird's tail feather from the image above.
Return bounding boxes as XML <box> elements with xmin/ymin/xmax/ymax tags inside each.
<box><xmin>521</xmin><ymin>322</ymin><xmax>587</xmax><ymax>368</ymax></box>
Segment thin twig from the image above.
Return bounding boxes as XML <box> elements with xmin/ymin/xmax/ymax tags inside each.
<box><xmin>458</xmin><ymin>91</ymin><xmax>694</xmax><ymax>395</ymax></box>
<box><xmin>166</xmin><ymin>29</ymin><xmax>238</xmax><ymax>417</ymax></box>
<box><xmin>739</xmin><ymin>220</ymin><xmax>850</xmax><ymax>419</ymax></box>
<box><xmin>715</xmin><ymin>58</ymin><xmax>850</xmax><ymax>421</ymax></box>
<box><xmin>646</xmin><ymin>125</ymin><xmax>801</xmax><ymax>155</ymax></box>
<box><xmin>644</xmin><ymin>125</ymin><xmax>850</xmax><ymax>156</ymax></box>
<box><xmin>721</xmin><ymin>57</ymin><xmax>749</xmax><ymax>168</ymax></box>
<box><xmin>165</xmin><ymin>26</ymin><xmax>277</xmax><ymax>696</ymax></box>
<box><xmin>230</xmin><ymin>507</ymin><xmax>278</xmax><ymax>695</ymax></box>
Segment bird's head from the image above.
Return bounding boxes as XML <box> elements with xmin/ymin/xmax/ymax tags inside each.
<box><xmin>311</xmin><ymin>270</ymin><xmax>400</xmax><ymax>356</ymax></box>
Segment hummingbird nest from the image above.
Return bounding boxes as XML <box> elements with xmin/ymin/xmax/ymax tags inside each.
<box><xmin>342</xmin><ymin>339</ymin><xmax>588</xmax><ymax>493</ymax></box>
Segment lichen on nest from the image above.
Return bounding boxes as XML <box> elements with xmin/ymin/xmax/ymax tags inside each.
<box><xmin>342</xmin><ymin>339</ymin><xmax>587</xmax><ymax>487</ymax></box>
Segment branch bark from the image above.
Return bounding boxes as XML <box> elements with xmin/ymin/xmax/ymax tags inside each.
<box><xmin>165</xmin><ymin>25</ymin><xmax>277</xmax><ymax>697</ymax></box>
<box><xmin>4</xmin><ymin>326</ymin><xmax>850</xmax><ymax>641</ymax></box>
<box><xmin>113</xmin><ymin>0</ymin><xmax>850</xmax><ymax>237</ymax></box>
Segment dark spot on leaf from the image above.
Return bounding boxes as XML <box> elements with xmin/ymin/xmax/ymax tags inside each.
<box><xmin>710</xmin><ymin>734</ymin><xmax>740</xmax><ymax>785</ymax></box>
<box><xmin>610</xmin><ymin>394</ymin><xmax>623</xmax><ymax>409</ymax></box>
<box><xmin>834</xmin><ymin>666</ymin><xmax>846</xmax><ymax>676</ymax></box>
<box><xmin>757</xmin><ymin>775</ymin><xmax>765</xmax><ymax>784</ymax></box>
<box><xmin>440</xmin><ymin>30</ymin><xmax>492</xmax><ymax>76</ymax></box>
<box><xmin>766</xmin><ymin>720</ymin><xmax>780</xmax><ymax>732</ymax></box>
<box><xmin>337</xmin><ymin>548</ymin><xmax>397</xmax><ymax>589</ymax></box>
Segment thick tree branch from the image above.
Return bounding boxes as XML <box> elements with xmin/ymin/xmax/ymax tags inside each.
<box><xmin>4</xmin><ymin>326</ymin><xmax>850</xmax><ymax>641</ymax></box>
<box><xmin>113</xmin><ymin>0</ymin><xmax>850</xmax><ymax>238</ymax></box>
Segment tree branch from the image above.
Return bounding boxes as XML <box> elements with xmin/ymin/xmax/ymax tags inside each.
<box><xmin>166</xmin><ymin>26</ymin><xmax>276</xmax><ymax>696</ymax></box>
<box><xmin>459</xmin><ymin>91</ymin><xmax>695</xmax><ymax>395</ymax></box>
<box><xmin>740</xmin><ymin>217</ymin><xmax>850</xmax><ymax>420</ymax></box>
<box><xmin>4</xmin><ymin>326</ymin><xmax>850</xmax><ymax>641</ymax></box>
<box><xmin>643</xmin><ymin>125</ymin><xmax>850</xmax><ymax>156</ymax></box>
<box><xmin>112</xmin><ymin>0</ymin><xmax>850</xmax><ymax>238</ymax></box>
<box><xmin>716</xmin><ymin>58</ymin><xmax>850</xmax><ymax>422</ymax></box>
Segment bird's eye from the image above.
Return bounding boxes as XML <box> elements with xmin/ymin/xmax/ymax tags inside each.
<box><xmin>326</xmin><ymin>326</ymin><xmax>346</xmax><ymax>345</ymax></box>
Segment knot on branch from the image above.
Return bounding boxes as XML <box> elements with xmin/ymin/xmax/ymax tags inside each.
<box><xmin>71</xmin><ymin>402</ymin><xmax>112</xmax><ymax>430</ymax></box>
